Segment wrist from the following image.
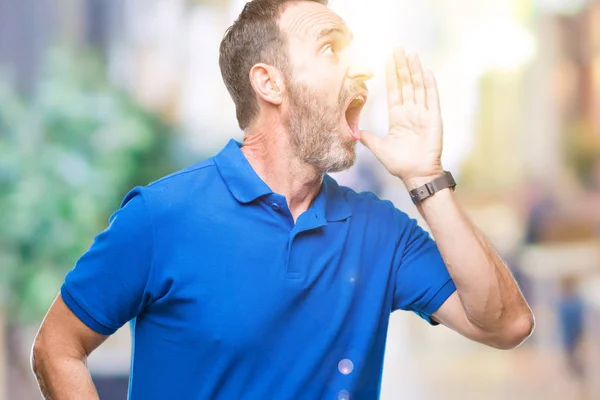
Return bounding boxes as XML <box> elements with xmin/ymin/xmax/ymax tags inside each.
<box><xmin>403</xmin><ymin>170</ymin><xmax>445</xmax><ymax>191</ymax></box>
<box><xmin>406</xmin><ymin>170</ymin><xmax>457</xmax><ymax>205</ymax></box>
<box><xmin>415</xmin><ymin>186</ymin><xmax>454</xmax><ymax>208</ymax></box>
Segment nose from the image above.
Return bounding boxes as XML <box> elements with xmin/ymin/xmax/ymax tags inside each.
<box><xmin>345</xmin><ymin>46</ymin><xmax>374</xmax><ymax>82</ymax></box>
<box><xmin>348</xmin><ymin>64</ymin><xmax>374</xmax><ymax>82</ymax></box>
<box><xmin>348</xmin><ymin>66</ymin><xmax>374</xmax><ymax>82</ymax></box>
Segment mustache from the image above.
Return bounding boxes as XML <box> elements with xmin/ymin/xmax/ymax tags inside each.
<box><xmin>339</xmin><ymin>82</ymin><xmax>368</xmax><ymax>106</ymax></box>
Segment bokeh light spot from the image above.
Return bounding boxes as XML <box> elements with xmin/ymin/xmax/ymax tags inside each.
<box><xmin>338</xmin><ymin>359</ymin><xmax>354</xmax><ymax>375</ymax></box>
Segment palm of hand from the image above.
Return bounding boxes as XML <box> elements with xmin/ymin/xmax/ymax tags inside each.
<box><xmin>361</xmin><ymin>49</ymin><xmax>445</xmax><ymax>183</ymax></box>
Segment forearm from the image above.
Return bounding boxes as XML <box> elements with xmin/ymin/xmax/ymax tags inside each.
<box><xmin>32</xmin><ymin>351</ymin><xmax>99</xmax><ymax>400</ymax></box>
<box><xmin>412</xmin><ymin>185</ymin><xmax>531</xmax><ymax>332</ymax></box>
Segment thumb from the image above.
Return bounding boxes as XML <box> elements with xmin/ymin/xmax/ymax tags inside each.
<box><xmin>359</xmin><ymin>130</ymin><xmax>383</xmax><ymax>160</ymax></box>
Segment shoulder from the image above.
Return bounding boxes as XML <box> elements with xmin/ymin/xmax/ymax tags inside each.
<box><xmin>147</xmin><ymin>158</ymin><xmax>219</xmax><ymax>195</ymax></box>
<box><xmin>122</xmin><ymin>158</ymin><xmax>224</xmax><ymax>216</ymax></box>
<box><xmin>326</xmin><ymin>174</ymin><xmax>410</xmax><ymax>224</ymax></box>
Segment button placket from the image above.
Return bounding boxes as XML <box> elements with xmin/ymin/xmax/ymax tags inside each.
<box><xmin>284</xmin><ymin>230</ymin><xmax>298</xmax><ymax>279</ymax></box>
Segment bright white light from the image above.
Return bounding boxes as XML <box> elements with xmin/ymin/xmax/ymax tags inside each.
<box><xmin>330</xmin><ymin>0</ymin><xmax>399</xmax><ymax>71</ymax></box>
<box><xmin>460</xmin><ymin>18</ymin><xmax>537</xmax><ymax>74</ymax></box>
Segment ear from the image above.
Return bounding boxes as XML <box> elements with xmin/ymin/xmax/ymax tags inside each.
<box><xmin>249</xmin><ymin>63</ymin><xmax>284</xmax><ymax>106</ymax></box>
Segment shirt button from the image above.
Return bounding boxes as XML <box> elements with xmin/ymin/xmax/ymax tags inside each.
<box><xmin>271</xmin><ymin>203</ymin><xmax>280</xmax><ymax>211</ymax></box>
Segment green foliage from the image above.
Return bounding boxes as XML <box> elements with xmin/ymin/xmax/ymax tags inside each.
<box><xmin>0</xmin><ymin>48</ymin><xmax>177</xmax><ymax>322</ymax></box>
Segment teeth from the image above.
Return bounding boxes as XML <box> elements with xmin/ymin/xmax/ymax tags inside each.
<box><xmin>348</xmin><ymin>95</ymin><xmax>365</xmax><ymax>109</ymax></box>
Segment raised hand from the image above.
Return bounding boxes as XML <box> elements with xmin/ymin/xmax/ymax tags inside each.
<box><xmin>361</xmin><ymin>48</ymin><xmax>445</xmax><ymax>189</ymax></box>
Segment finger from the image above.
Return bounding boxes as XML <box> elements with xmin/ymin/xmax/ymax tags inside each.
<box><xmin>386</xmin><ymin>54</ymin><xmax>402</xmax><ymax>106</ymax></box>
<box><xmin>424</xmin><ymin>69</ymin><xmax>440</xmax><ymax>112</ymax></box>
<box><xmin>359</xmin><ymin>130</ymin><xmax>383</xmax><ymax>161</ymax></box>
<box><xmin>394</xmin><ymin>48</ymin><xmax>414</xmax><ymax>103</ymax></box>
<box><xmin>409</xmin><ymin>53</ymin><xmax>426</xmax><ymax>106</ymax></box>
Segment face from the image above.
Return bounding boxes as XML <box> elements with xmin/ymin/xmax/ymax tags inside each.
<box><xmin>278</xmin><ymin>2</ymin><xmax>373</xmax><ymax>173</ymax></box>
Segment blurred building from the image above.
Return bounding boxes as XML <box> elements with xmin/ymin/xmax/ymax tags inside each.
<box><xmin>462</xmin><ymin>0</ymin><xmax>600</xmax><ymax>191</ymax></box>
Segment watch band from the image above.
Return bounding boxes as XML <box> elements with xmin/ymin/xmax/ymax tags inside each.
<box><xmin>409</xmin><ymin>171</ymin><xmax>456</xmax><ymax>205</ymax></box>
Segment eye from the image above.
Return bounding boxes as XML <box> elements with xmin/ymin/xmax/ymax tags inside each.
<box><xmin>322</xmin><ymin>43</ymin><xmax>337</xmax><ymax>56</ymax></box>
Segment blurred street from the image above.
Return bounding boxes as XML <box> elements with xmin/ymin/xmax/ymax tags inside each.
<box><xmin>382</xmin><ymin>313</ymin><xmax>589</xmax><ymax>400</ymax></box>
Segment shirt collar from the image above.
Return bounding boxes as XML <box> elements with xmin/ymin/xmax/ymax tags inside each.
<box><xmin>214</xmin><ymin>139</ymin><xmax>352</xmax><ymax>222</ymax></box>
<box><xmin>214</xmin><ymin>139</ymin><xmax>272</xmax><ymax>204</ymax></box>
<box><xmin>322</xmin><ymin>175</ymin><xmax>352</xmax><ymax>222</ymax></box>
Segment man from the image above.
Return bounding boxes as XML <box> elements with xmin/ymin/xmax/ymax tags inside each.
<box><xmin>31</xmin><ymin>0</ymin><xmax>534</xmax><ymax>399</ymax></box>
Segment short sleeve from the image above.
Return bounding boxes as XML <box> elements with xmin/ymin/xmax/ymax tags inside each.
<box><xmin>61</xmin><ymin>187</ymin><xmax>154</xmax><ymax>335</ymax></box>
<box><xmin>392</xmin><ymin>213</ymin><xmax>456</xmax><ymax>325</ymax></box>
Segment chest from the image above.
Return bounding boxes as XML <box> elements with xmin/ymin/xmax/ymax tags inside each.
<box><xmin>142</xmin><ymin>207</ymin><xmax>395</xmax><ymax>353</ymax></box>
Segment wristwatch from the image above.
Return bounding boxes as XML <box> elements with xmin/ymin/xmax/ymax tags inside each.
<box><xmin>409</xmin><ymin>171</ymin><xmax>456</xmax><ymax>205</ymax></box>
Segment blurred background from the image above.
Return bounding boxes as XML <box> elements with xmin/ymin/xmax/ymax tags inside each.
<box><xmin>1</xmin><ymin>0</ymin><xmax>599</xmax><ymax>399</ymax></box>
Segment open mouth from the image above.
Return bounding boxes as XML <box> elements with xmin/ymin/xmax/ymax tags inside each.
<box><xmin>344</xmin><ymin>94</ymin><xmax>367</xmax><ymax>141</ymax></box>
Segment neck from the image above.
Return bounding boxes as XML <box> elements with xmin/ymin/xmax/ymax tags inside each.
<box><xmin>241</xmin><ymin>118</ymin><xmax>322</xmax><ymax>222</ymax></box>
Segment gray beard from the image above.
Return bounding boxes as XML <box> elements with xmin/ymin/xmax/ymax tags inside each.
<box><xmin>286</xmin><ymin>83</ymin><xmax>356</xmax><ymax>174</ymax></box>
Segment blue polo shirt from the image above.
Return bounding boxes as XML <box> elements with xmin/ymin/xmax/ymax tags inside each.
<box><xmin>61</xmin><ymin>139</ymin><xmax>456</xmax><ymax>400</ymax></box>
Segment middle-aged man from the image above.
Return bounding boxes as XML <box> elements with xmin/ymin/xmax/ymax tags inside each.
<box><xmin>32</xmin><ymin>0</ymin><xmax>535</xmax><ymax>399</ymax></box>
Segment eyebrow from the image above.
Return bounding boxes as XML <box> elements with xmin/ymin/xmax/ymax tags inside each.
<box><xmin>315</xmin><ymin>26</ymin><xmax>353</xmax><ymax>42</ymax></box>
